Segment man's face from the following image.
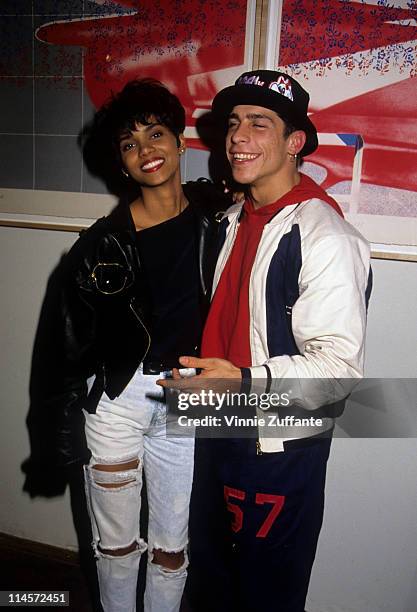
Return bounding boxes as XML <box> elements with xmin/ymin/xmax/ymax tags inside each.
<box><xmin>119</xmin><ymin>117</ymin><xmax>184</xmax><ymax>189</ymax></box>
<box><xmin>226</xmin><ymin>104</ymin><xmax>292</xmax><ymax>188</ymax></box>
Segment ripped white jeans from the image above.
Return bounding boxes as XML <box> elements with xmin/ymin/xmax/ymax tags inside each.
<box><xmin>83</xmin><ymin>366</ymin><xmax>195</xmax><ymax>612</ymax></box>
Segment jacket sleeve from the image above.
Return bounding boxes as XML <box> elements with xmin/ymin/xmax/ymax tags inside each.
<box><xmin>23</xmin><ymin>250</ymin><xmax>97</xmax><ymax>491</ymax></box>
<box><xmin>248</xmin><ymin>229</ymin><xmax>371</xmax><ymax>402</ymax></box>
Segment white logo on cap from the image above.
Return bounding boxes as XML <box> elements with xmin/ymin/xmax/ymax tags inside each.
<box><xmin>269</xmin><ymin>76</ymin><xmax>293</xmax><ymax>101</ymax></box>
<box><xmin>238</xmin><ymin>75</ymin><xmax>265</xmax><ymax>87</ymax></box>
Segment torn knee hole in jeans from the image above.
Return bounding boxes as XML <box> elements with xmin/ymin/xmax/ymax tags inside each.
<box><xmin>98</xmin><ymin>540</ymin><xmax>143</xmax><ymax>557</ymax></box>
<box><xmin>92</xmin><ymin>457</ymin><xmax>139</xmax><ymax>472</ymax></box>
<box><xmin>90</xmin><ymin>457</ymin><xmax>140</xmax><ymax>488</ymax></box>
<box><xmin>150</xmin><ymin>548</ymin><xmax>187</xmax><ymax>571</ymax></box>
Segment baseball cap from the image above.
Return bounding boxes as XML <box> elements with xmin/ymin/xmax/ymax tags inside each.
<box><xmin>212</xmin><ymin>70</ymin><xmax>318</xmax><ymax>157</ymax></box>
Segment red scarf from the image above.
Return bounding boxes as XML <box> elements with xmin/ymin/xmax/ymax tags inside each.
<box><xmin>201</xmin><ymin>174</ymin><xmax>342</xmax><ymax>366</ymax></box>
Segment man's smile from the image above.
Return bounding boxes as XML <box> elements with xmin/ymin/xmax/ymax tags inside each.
<box><xmin>230</xmin><ymin>152</ymin><xmax>260</xmax><ymax>163</ymax></box>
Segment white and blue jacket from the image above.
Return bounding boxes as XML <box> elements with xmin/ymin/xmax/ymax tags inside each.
<box><xmin>213</xmin><ymin>197</ymin><xmax>372</xmax><ymax>452</ymax></box>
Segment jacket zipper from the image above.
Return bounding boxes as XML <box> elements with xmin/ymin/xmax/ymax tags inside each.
<box><xmin>129</xmin><ymin>299</ymin><xmax>151</xmax><ymax>363</ymax></box>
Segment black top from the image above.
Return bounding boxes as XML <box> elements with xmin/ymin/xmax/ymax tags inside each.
<box><xmin>136</xmin><ymin>203</ymin><xmax>201</xmax><ymax>371</ymax></box>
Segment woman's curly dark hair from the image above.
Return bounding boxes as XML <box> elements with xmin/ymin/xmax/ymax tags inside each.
<box><xmin>80</xmin><ymin>79</ymin><xmax>185</xmax><ymax>196</ymax></box>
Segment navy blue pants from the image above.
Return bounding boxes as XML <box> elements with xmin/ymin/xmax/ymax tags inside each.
<box><xmin>187</xmin><ymin>436</ymin><xmax>331</xmax><ymax>612</ymax></box>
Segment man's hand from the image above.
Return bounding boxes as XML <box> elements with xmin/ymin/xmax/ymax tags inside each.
<box><xmin>180</xmin><ymin>356</ymin><xmax>241</xmax><ymax>378</ymax></box>
<box><xmin>157</xmin><ymin>356</ymin><xmax>242</xmax><ymax>390</ymax></box>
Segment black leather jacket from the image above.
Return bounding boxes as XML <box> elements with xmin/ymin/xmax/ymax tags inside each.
<box><xmin>26</xmin><ymin>180</ymin><xmax>226</xmax><ymax>469</ymax></box>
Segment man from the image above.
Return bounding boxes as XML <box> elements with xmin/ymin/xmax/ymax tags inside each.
<box><xmin>159</xmin><ymin>70</ymin><xmax>372</xmax><ymax>611</ymax></box>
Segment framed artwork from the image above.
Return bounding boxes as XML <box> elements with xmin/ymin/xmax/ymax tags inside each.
<box><xmin>1</xmin><ymin>0</ymin><xmax>416</xmax><ymax>259</ymax></box>
<box><xmin>0</xmin><ymin>0</ymin><xmax>257</xmax><ymax>230</ymax></box>
<box><xmin>262</xmin><ymin>0</ymin><xmax>417</xmax><ymax>260</ymax></box>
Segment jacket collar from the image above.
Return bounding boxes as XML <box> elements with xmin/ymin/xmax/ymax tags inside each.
<box><xmin>105</xmin><ymin>196</ymin><xmax>137</xmax><ymax>236</ymax></box>
<box><xmin>103</xmin><ymin>181</ymin><xmax>226</xmax><ymax>236</ymax></box>
<box><xmin>104</xmin><ymin>181</ymin><xmax>216</xmax><ymax>235</ymax></box>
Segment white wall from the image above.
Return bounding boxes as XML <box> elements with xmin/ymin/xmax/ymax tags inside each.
<box><xmin>0</xmin><ymin>226</ymin><xmax>78</xmax><ymax>548</ymax></box>
<box><xmin>1</xmin><ymin>226</ymin><xmax>416</xmax><ymax>611</ymax></box>
<box><xmin>306</xmin><ymin>258</ymin><xmax>417</xmax><ymax>612</ymax></box>
<box><xmin>308</xmin><ymin>439</ymin><xmax>417</xmax><ymax>612</ymax></box>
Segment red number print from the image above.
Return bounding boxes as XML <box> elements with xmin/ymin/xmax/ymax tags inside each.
<box><xmin>224</xmin><ymin>486</ymin><xmax>246</xmax><ymax>532</ymax></box>
<box><xmin>223</xmin><ymin>487</ymin><xmax>286</xmax><ymax>537</ymax></box>
<box><xmin>255</xmin><ymin>493</ymin><xmax>285</xmax><ymax>538</ymax></box>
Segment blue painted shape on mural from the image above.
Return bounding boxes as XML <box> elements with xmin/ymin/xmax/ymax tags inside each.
<box><xmin>338</xmin><ymin>133</ymin><xmax>359</xmax><ymax>146</ymax></box>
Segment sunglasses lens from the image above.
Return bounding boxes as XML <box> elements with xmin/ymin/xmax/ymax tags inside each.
<box><xmin>94</xmin><ymin>264</ymin><xmax>127</xmax><ymax>294</ymax></box>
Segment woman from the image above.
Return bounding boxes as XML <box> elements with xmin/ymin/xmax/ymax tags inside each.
<box><xmin>40</xmin><ymin>79</ymin><xmax>226</xmax><ymax>611</ymax></box>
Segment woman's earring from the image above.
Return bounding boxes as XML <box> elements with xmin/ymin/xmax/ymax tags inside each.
<box><xmin>287</xmin><ymin>152</ymin><xmax>298</xmax><ymax>163</ymax></box>
<box><xmin>179</xmin><ymin>146</ymin><xmax>185</xmax><ymax>156</ymax></box>
<box><xmin>122</xmin><ymin>168</ymin><xmax>129</xmax><ymax>178</ymax></box>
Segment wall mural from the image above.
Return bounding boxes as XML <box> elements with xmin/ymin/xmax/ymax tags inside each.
<box><xmin>0</xmin><ymin>0</ymin><xmax>415</xmax><ymax>252</ymax></box>
<box><xmin>274</xmin><ymin>0</ymin><xmax>417</xmax><ymax>249</ymax></box>
<box><xmin>0</xmin><ymin>0</ymin><xmax>253</xmax><ymax>200</ymax></box>
<box><xmin>35</xmin><ymin>0</ymin><xmax>250</xmax><ymax>149</ymax></box>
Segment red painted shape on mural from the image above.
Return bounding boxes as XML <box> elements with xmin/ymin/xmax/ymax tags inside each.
<box><xmin>277</xmin><ymin>0</ymin><xmax>417</xmax><ymax>194</ymax></box>
<box><xmin>310</xmin><ymin>77</ymin><xmax>417</xmax><ymax>192</ymax></box>
<box><xmin>35</xmin><ymin>0</ymin><xmax>247</xmax><ymax>131</ymax></box>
